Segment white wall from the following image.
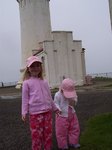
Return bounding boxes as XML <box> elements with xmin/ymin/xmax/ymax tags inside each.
<box><xmin>18</xmin><ymin>0</ymin><xmax>52</xmax><ymax>68</ymax></box>
<box><xmin>41</xmin><ymin>31</ymin><xmax>85</xmax><ymax>88</ymax></box>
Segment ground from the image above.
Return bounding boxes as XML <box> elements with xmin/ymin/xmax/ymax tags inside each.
<box><xmin>0</xmin><ymin>83</ymin><xmax>112</xmax><ymax>150</ymax></box>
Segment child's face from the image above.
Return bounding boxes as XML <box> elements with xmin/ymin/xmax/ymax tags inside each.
<box><xmin>28</xmin><ymin>62</ymin><xmax>41</xmax><ymax>77</ymax></box>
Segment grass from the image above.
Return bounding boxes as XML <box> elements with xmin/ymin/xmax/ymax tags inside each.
<box><xmin>95</xmin><ymin>83</ymin><xmax>112</xmax><ymax>90</ymax></box>
<box><xmin>104</xmin><ymin>84</ymin><xmax>112</xmax><ymax>88</ymax></box>
<box><xmin>93</xmin><ymin>77</ymin><xmax>112</xmax><ymax>81</ymax></box>
<box><xmin>79</xmin><ymin>113</ymin><xmax>112</xmax><ymax>150</ymax></box>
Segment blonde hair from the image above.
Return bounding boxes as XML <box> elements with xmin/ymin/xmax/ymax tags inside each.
<box><xmin>22</xmin><ymin>64</ymin><xmax>43</xmax><ymax>81</ymax></box>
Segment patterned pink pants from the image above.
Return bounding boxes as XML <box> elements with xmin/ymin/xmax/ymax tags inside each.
<box><xmin>55</xmin><ymin>107</ymin><xmax>80</xmax><ymax>149</ymax></box>
<box><xmin>30</xmin><ymin>111</ymin><xmax>52</xmax><ymax>150</ymax></box>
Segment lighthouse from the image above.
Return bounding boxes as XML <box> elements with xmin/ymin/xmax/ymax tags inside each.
<box><xmin>16</xmin><ymin>0</ymin><xmax>86</xmax><ymax>88</ymax></box>
<box><xmin>17</xmin><ymin>0</ymin><xmax>52</xmax><ymax>69</ymax></box>
<box><xmin>109</xmin><ymin>0</ymin><xmax>112</xmax><ymax>29</ymax></box>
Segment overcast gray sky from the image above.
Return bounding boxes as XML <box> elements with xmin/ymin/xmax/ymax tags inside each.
<box><xmin>0</xmin><ymin>0</ymin><xmax>112</xmax><ymax>82</ymax></box>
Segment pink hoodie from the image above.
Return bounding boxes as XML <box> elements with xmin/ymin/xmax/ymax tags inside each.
<box><xmin>22</xmin><ymin>77</ymin><xmax>57</xmax><ymax>115</ymax></box>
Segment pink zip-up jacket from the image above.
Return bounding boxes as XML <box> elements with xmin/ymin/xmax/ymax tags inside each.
<box><xmin>22</xmin><ymin>77</ymin><xmax>58</xmax><ymax>115</ymax></box>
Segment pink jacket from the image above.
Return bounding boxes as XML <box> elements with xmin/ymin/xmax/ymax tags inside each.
<box><xmin>22</xmin><ymin>77</ymin><xmax>57</xmax><ymax>115</ymax></box>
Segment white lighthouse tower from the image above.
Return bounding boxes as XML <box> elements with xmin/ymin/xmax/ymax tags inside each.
<box><xmin>17</xmin><ymin>0</ymin><xmax>52</xmax><ymax>69</ymax></box>
<box><xmin>16</xmin><ymin>0</ymin><xmax>86</xmax><ymax>88</ymax></box>
<box><xmin>109</xmin><ymin>0</ymin><xmax>112</xmax><ymax>29</ymax></box>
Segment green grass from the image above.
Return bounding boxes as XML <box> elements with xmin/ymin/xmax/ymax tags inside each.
<box><xmin>79</xmin><ymin>113</ymin><xmax>112</xmax><ymax>150</ymax></box>
<box><xmin>94</xmin><ymin>77</ymin><xmax>112</xmax><ymax>81</ymax></box>
<box><xmin>104</xmin><ymin>84</ymin><xmax>112</xmax><ymax>88</ymax></box>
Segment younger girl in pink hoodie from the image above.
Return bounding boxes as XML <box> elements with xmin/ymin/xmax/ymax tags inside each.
<box><xmin>22</xmin><ymin>56</ymin><xmax>59</xmax><ymax>150</ymax></box>
<box><xmin>54</xmin><ymin>78</ymin><xmax>80</xmax><ymax>150</ymax></box>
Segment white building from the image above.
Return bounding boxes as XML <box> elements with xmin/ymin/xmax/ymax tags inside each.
<box><xmin>16</xmin><ymin>0</ymin><xmax>86</xmax><ymax>88</ymax></box>
<box><xmin>109</xmin><ymin>0</ymin><xmax>112</xmax><ymax>29</ymax></box>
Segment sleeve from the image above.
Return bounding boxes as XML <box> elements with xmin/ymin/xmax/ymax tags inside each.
<box><xmin>22</xmin><ymin>81</ymin><xmax>29</xmax><ymax>115</ymax></box>
<box><xmin>45</xmin><ymin>80</ymin><xmax>58</xmax><ymax>111</ymax></box>
<box><xmin>54</xmin><ymin>93</ymin><xmax>61</xmax><ymax>111</ymax></box>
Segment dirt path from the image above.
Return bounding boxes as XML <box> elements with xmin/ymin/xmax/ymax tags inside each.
<box><xmin>77</xmin><ymin>90</ymin><xmax>112</xmax><ymax>132</ymax></box>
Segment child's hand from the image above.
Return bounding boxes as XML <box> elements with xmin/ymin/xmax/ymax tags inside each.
<box><xmin>55</xmin><ymin>109</ymin><xmax>61</xmax><ymax>116</ymax></box>
<box><xmin>22</xmin><ymin>114</ymin><xmax>27</xmax><ymax>122</ymax></box>
<box><xmin>69</xmin><ymin>99</ymin><xmax>75</xmax><ymax>107</ymax></box>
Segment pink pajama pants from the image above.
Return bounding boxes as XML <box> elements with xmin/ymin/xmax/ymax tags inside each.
<box><xmin>55</xmin><ymin>107</ymin><xmax>80</xmax><ymax>149</ymax></box>
<box><xmin>29</xmin><ymin>111</ymin><xmax>52</xmax><ymax>150</ymax></box>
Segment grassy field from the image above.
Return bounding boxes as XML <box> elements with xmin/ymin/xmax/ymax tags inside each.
<box><xmin>80</xmin><ymin>113</ymin><xmax>112</xmax><ymax>150</ymax></box>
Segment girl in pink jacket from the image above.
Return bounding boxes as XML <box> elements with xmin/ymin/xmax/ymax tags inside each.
<box><xmin>54</xmin><ymin>78</ymin><xmax>80</xmax><ymax>150</ymax></box>
<box><xmin>22</xmin><ymin>56</ymin><xmax>58</xmax><ymax>150</ymax></box>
